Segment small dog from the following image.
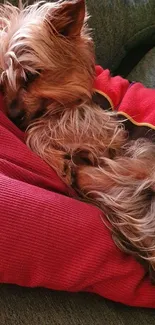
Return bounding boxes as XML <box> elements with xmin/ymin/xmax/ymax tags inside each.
<box><xmin>1</xmin><ymin>0</ymin><xmax>155</xmax><ymax>281</ymax></box>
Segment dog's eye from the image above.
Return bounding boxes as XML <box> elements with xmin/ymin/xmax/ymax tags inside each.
<box><xmin>25</xmin><ymin>71</ymin><xmax>40</xmax><ymax>83</ymax></box>
<box><xmin>23</xmin><ymin>70</ymin><xmax>41</xmax><ymax>87</ymax></box>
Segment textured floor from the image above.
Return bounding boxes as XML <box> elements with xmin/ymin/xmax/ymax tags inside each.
<box><xmin>0</xmin><ymin>284</ymin><xmax>155</xmax><ymax>325</ymax></box>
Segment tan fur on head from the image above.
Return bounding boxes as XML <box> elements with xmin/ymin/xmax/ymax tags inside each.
<box><xmin>0</xmin><ymin>0</ymin><xmax>94</xmax><ymax>127</ymax></box>
<box><xmin>1</xmin><ymin>0</ymin><xmax>155</xmax><ymax>282</ymax></box>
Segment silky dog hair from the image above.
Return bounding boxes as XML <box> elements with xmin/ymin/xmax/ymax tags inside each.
<box><xmin>1</xmin><ymin>0</ymin><xmax>155</xmax><ymax>281</ymax></box>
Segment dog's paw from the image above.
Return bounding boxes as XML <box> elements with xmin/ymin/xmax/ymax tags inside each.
<box><xmin>61</xmin><ymin>158</ymin><xmax>76</xmax><ymax>186</ymax></box>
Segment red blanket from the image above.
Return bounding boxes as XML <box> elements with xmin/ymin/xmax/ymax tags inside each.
<box><xmin>94</xmin><ymin>65</ymin><xmax>155</xmax><ymax>130</ymax></box>
<box><xmin>1</xmin><ymin>70</ymin><xmax>155</xmax><ymax>308</ymax></box>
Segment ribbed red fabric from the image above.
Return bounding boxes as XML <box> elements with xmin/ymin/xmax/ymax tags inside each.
<box><xmin>0</xmin><ymin>83</ymin><xmax>155</xmax><ymax>307</ymax></box>
<box><xmin>94</xmin><ymin>65</ymin><xmax>155</xmax><ymax>127</ymax></box>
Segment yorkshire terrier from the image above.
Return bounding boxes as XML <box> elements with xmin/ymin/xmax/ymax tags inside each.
<box><xmin>1</xmin><ymin>0</ymin><xmax>155</xmax><ymax>281</ymax></box>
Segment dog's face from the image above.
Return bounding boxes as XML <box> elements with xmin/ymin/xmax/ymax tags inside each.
<box><xmin>0</xmin><ymin>0</ymin><xmax>95</xmax><ymax>129</ymax></box>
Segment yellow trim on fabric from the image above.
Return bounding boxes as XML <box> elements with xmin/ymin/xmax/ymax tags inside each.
<box><xmin>93</xmin><ymin>88</ymin><xmax>155</xmax><ymax>130</ymax></box>
<box><xmin>93</xmin><ymin>88</ymin><xmax>114</xmax><ymax>109</ymax></box>
<box><xmin>117</xmin><ymin>111</ymin><xmax>155</xmax><ymax>130</ymax></box>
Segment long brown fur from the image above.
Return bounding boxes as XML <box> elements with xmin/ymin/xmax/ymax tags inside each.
<box><xmin>1</xmin><ymin>0</ymin><xmax>155</xmax><ymax>281</ymax></box>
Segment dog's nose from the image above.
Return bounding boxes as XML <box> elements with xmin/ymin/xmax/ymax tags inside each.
<box><xmin>8</xmin><ymin>99</ymin><xmax>27</xmax><ymax>130</ymax></box>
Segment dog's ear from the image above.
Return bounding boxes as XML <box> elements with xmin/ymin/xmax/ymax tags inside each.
<box><xmin>47</xmin><ymin>0</ymin><xmax>86</xmax><ymax>37</ymax></box>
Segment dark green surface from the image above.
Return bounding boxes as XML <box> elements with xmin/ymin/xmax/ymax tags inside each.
<box><xmin>1</xmin><ymin>0</ymin><xmax>155</xmax><ymax>324</ymax></box>
<box><xmin>1</xmin><ymin>285</ymin><xmax>155</xmax><ymax>325</ymax></box>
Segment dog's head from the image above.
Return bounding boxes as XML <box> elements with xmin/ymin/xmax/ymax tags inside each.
<box><xmin>0</xmin><ymin>0</ymin><xmax>95</xmax><ymax>129</ymax></box>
